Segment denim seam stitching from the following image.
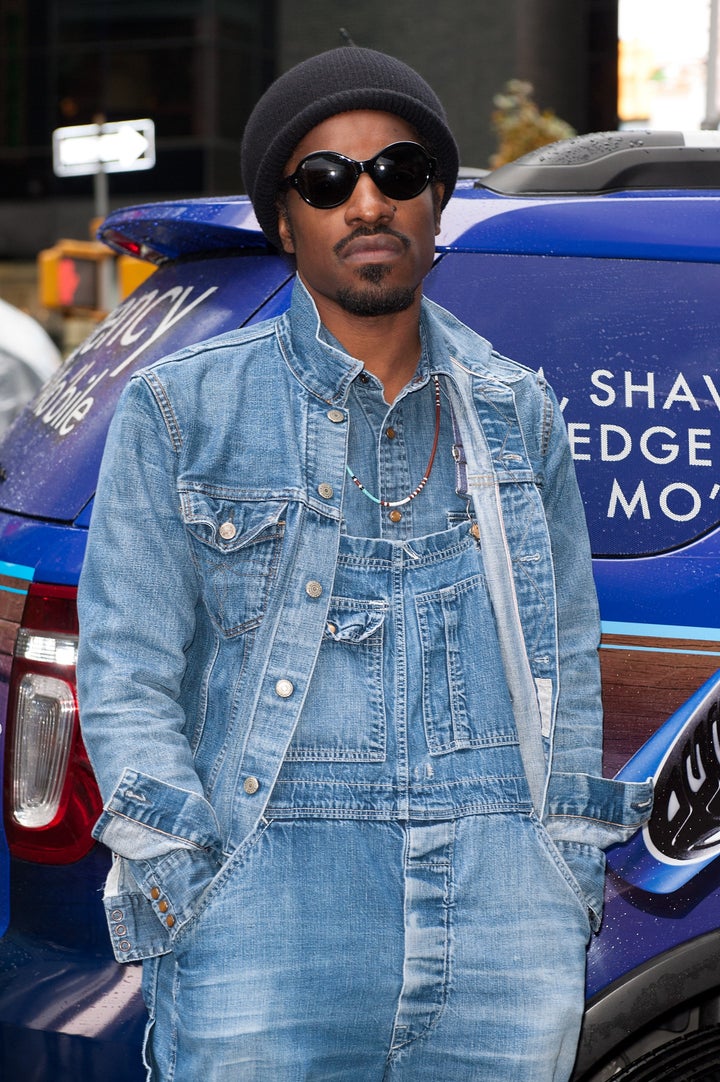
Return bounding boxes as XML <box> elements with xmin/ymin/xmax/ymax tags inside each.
<box><xmin>142</xmin><ymin>370</ymin><xmax>183</xmax><ymax>452</ymax></box>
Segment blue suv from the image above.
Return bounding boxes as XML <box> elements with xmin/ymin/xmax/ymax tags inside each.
<box><xmin>2</xmin><ymin>131</ymin><xmax>720</xmax><ymax>1080</ymax></box>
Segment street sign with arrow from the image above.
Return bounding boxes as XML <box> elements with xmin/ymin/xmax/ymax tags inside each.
<box><xmin>52</xmin><ymin>119</ymin><xmax>156</xmax><ymax>178</ymax></box>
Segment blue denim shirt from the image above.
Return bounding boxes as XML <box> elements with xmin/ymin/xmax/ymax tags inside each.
<box><xmin>77</xmin><ymin>280</ymin><xmax>653</xmax><ymax>961</ymax></box>
<box><xmin>337</xmin><ymin>331</ymin><xmax>467</xmax><ymax>538</ymax></box>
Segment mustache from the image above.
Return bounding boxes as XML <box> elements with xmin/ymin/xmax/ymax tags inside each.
<box><xmin>333</xmin><ymin>225</ymin><xmax>411</xmax><ymax>256</ymax></box>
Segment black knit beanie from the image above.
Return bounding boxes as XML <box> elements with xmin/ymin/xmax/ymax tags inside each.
<box><xmin>241</xmin><ymin>46</ymin><xmax>459</xmax><ymax>249</ymax></box>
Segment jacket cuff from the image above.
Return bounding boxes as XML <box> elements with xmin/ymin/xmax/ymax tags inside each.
<box><xmin>92</xmin><ymin>768</ymin><xmax>224</xmax><ymax>858</ymax></box>
<box><xmin>544</xmin><ymin>772</ymin><xmax>654</xmax><ymax>850</ymax></box>
<box><xmin>102</xmin><ymin>845</ymin><xmax>222</xmax><ymax>963</ymax></box>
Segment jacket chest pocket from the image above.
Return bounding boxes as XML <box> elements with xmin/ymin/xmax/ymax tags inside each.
<box><xmin>180</xmin><ymin>491</ymin><xmax>286</xmax><ymax>637</ymax></box>
<box><xmin>415</xmin><ymin>572</ymin><xmax>517</xmax><ymax>755</ymax></box>
<box><xmin>286</xmin><ymin>596</ymin><xmax>388</xmax><ymax>762</ymax></box>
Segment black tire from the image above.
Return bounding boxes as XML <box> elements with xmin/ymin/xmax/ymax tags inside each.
<box><xmin>609</xmin><ymin>1025</ymin><xmax>720</xmax><ymax>1080</ymax></box>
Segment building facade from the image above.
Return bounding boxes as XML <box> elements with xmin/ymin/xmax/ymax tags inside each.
<box><xmin>0</xmin><ymin>0</ymin><xmax>618</xmax><ymax>257</ymax></box>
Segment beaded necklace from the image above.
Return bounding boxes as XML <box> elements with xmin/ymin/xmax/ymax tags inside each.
<box><xmin>345</xmin><ymin>374</ymin><xmax>441</xmax><ymax>508</ymax></box>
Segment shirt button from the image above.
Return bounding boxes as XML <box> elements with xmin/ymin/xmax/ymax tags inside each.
<box><xmin>158</xmin><ymin>899</ymin><xmax>169</xmax><ymax>913</ymax></box>
<box><xmin>386</xmin><ymin>427</ymin><xmax>397</xmax><ymax>440</ymax></box>
<box><xmin>150</xmin><ymin>888</ymin><xmax>160</xmax><ymax>901</ymax></box>
<box><xmin>219</xmin><ymin>521</ymin><xmax>236</xmax><ymax>540</ymax></box>
<box><xmin>275</xmin><ymin>678</ymin><xmax>294</xmax><ymax>698</ymax></box>
<box><xmin>244</xmin><ymin>775</ymin><xmax>260</xmax><ymax>795</ymax></box>
<box><xmin>166</xmin><ymin>914</ymin><xmax>176</xmax><ymax>928</ymax></box>
<box><xmin>327</xmin><ymin>409</ymin><xmax>345</xmax><ymax>423</ymax></box>
<box><xmin>305</xmin><ymin>580</ymin><xmax>323</xmax><ymax>598</ymax></box>
<box><xmin>318</xmin><ymin>483</ymin><xmax>334</xmax><ymax>499</ymax></box>
<box><xmin>389</xmin><ymin>509</ymin><xmax>403</xmax><ymax>523</ymax></box>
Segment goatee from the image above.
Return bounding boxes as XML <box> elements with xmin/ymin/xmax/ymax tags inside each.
<box><xmin>333</xmin><ymin>227</ymin><xmax>416</xmax><ymax>316</ymax></box>
<box><xmin>336</xmin><ymin>265</ymin><xmax>416</xmax><ymax>316</ymax></box>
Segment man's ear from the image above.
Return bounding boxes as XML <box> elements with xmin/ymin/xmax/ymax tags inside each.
<box><xmin>277</xmin><ymin>198</ymin><xmax>296</xmax><ymax>254</ymax></box>
<box><xmin>432</xmin><ymin>183</ymin><xmax>445</xmax><ymax>235</ymax></box>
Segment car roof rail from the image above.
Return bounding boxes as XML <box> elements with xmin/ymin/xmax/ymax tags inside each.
<box><xmin>477</xmin><ymin>130</ymin><xmax>720</xmax><ymax>196</ymax></box>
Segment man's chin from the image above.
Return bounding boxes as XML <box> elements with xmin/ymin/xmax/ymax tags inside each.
<box><xmin>335</xmin><ymin>285</ymin><xmax>417</xmax><ymax>317</ymax></box>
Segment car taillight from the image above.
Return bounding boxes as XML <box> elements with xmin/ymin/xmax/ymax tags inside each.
<box><xmin>3</xmin><ymin>582</ymin><xmax>102</xmax><ymax>863</ymax></box>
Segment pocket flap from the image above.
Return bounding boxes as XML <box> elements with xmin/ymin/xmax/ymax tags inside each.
<box><xmin>324</xmin><ymin>600</ymin><xmax>386</xmax><ymax>644</ymax></box>
<box><xmin>180</xmin><ymin>490</ymin><xmax>286</xmax><ymax>552</ymax></box>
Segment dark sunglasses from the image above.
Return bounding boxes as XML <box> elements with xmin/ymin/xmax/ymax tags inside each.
<box><xmin>279</xmin><ymin>141</ymin><xmax>437</xmax><ymax>209</ymax></box>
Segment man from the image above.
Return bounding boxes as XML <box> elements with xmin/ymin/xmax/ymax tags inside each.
<box><xmin>78</xmin><ymin>46</ymin><xmax>652</xmax><ymax>1081</ymax></box>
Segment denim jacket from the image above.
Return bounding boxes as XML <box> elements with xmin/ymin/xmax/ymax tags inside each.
<box><xmin>77</xmin><ymin>280</ymin><xmax>653</xmax><ymax>962</ymax></box>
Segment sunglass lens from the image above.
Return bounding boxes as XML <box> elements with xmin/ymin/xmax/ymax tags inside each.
<box><xmin>373</xmin><ymin>144</ymin><xmax>433</xmax><ymax>200</ymax></box>
<box><xmin>288</xmin><ymin>143</ymin><xmax>435</xmax><ymax>208</ymax></box>
<box><xmin>296</xmin><ymin>154</ymin><xmax>355</xmax><ymax>208</ymax></box>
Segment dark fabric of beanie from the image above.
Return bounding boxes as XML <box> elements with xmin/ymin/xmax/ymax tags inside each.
<box><xmin>241</xmin><ymin>46</ymin><xmax>459</xmax><ymax>249</ymax></box>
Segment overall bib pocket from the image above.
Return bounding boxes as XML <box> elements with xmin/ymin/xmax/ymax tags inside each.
<box><xmin>286</xmin><ymin>596</ymin><xmax>388</xmax><ymax>762</ymax></box>
<box><xmin>415</xmin><ymin>572</ymin><xmax>516</xmax><ymax>755</ymax></box>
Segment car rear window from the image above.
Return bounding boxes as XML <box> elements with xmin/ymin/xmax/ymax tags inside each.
<box><xmin>0</xmin><ymin>254</ymin><xmax>292</xmax><ymax>524</ymax></box>
<box><xmin>426</xmin><ymin>252</ymin><xmax>720</xmax><ymax>557</ymax></box>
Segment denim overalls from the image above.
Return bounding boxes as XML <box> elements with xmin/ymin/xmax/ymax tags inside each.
<box><xmin>143</xmin><ymin>374</ymin><xmax>596</xmax><ymax>1082</ymax></box>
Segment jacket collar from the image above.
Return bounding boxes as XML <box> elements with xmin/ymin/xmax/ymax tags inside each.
<box><xmin>276</xmin><ymin>280</ymin><xmax>363</xmax><ymax>406</ymax></box>
<box><xmin>275</xmin><ymin>276</ymin><xmax>527</xmax><ymax>406</ymax></box>
<box><xmin>420</xmin><ymin>295</ymin><xmax>529</xmax><ymax>387</ymax></box>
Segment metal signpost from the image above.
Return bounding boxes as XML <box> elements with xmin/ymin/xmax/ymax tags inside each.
<box><xmin>706</xmin><ymin>0</ymin><xmax>720</xmax><ymax>129</ymax></box>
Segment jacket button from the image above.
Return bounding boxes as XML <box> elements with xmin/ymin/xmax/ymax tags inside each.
<box><xmin>219</xmin><ymin>521</ymin><xmax>236</xmax><ymax>540</ymax></box>
<box><xmin>327</xmin><ymin>409</ymin><xmax>345</xmax><ymax>423</ymax></box>
<box><xmin>244</xmin><ymin>776</ymin><xmax>260</xmax><ymax>795</ymax></box>
<box><xmin>318</xmin><ymin>483</ymin><xmax>334</xmax><ymax>499</ymax></box>
<box><xmin>275</xmin><ymin>678</ymin><xmax>294</xmax><ymax>698</ymax></box>
<box><xmin>305</xmin><ymin>580</ymin><xmax>323</xmax><ymax>598</ymax></box>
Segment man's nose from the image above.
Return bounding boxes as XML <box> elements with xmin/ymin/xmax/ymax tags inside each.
<box><xmin>344</xmin><ymin>173</ymin><xmax>395</xmax><ymax>225</ymax></box>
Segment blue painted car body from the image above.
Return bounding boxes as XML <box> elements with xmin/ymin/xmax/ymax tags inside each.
<box><xmin>2</xmin><ymin>164</ymin><xmax>720</xmax><ymax>1078</ymax></box>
